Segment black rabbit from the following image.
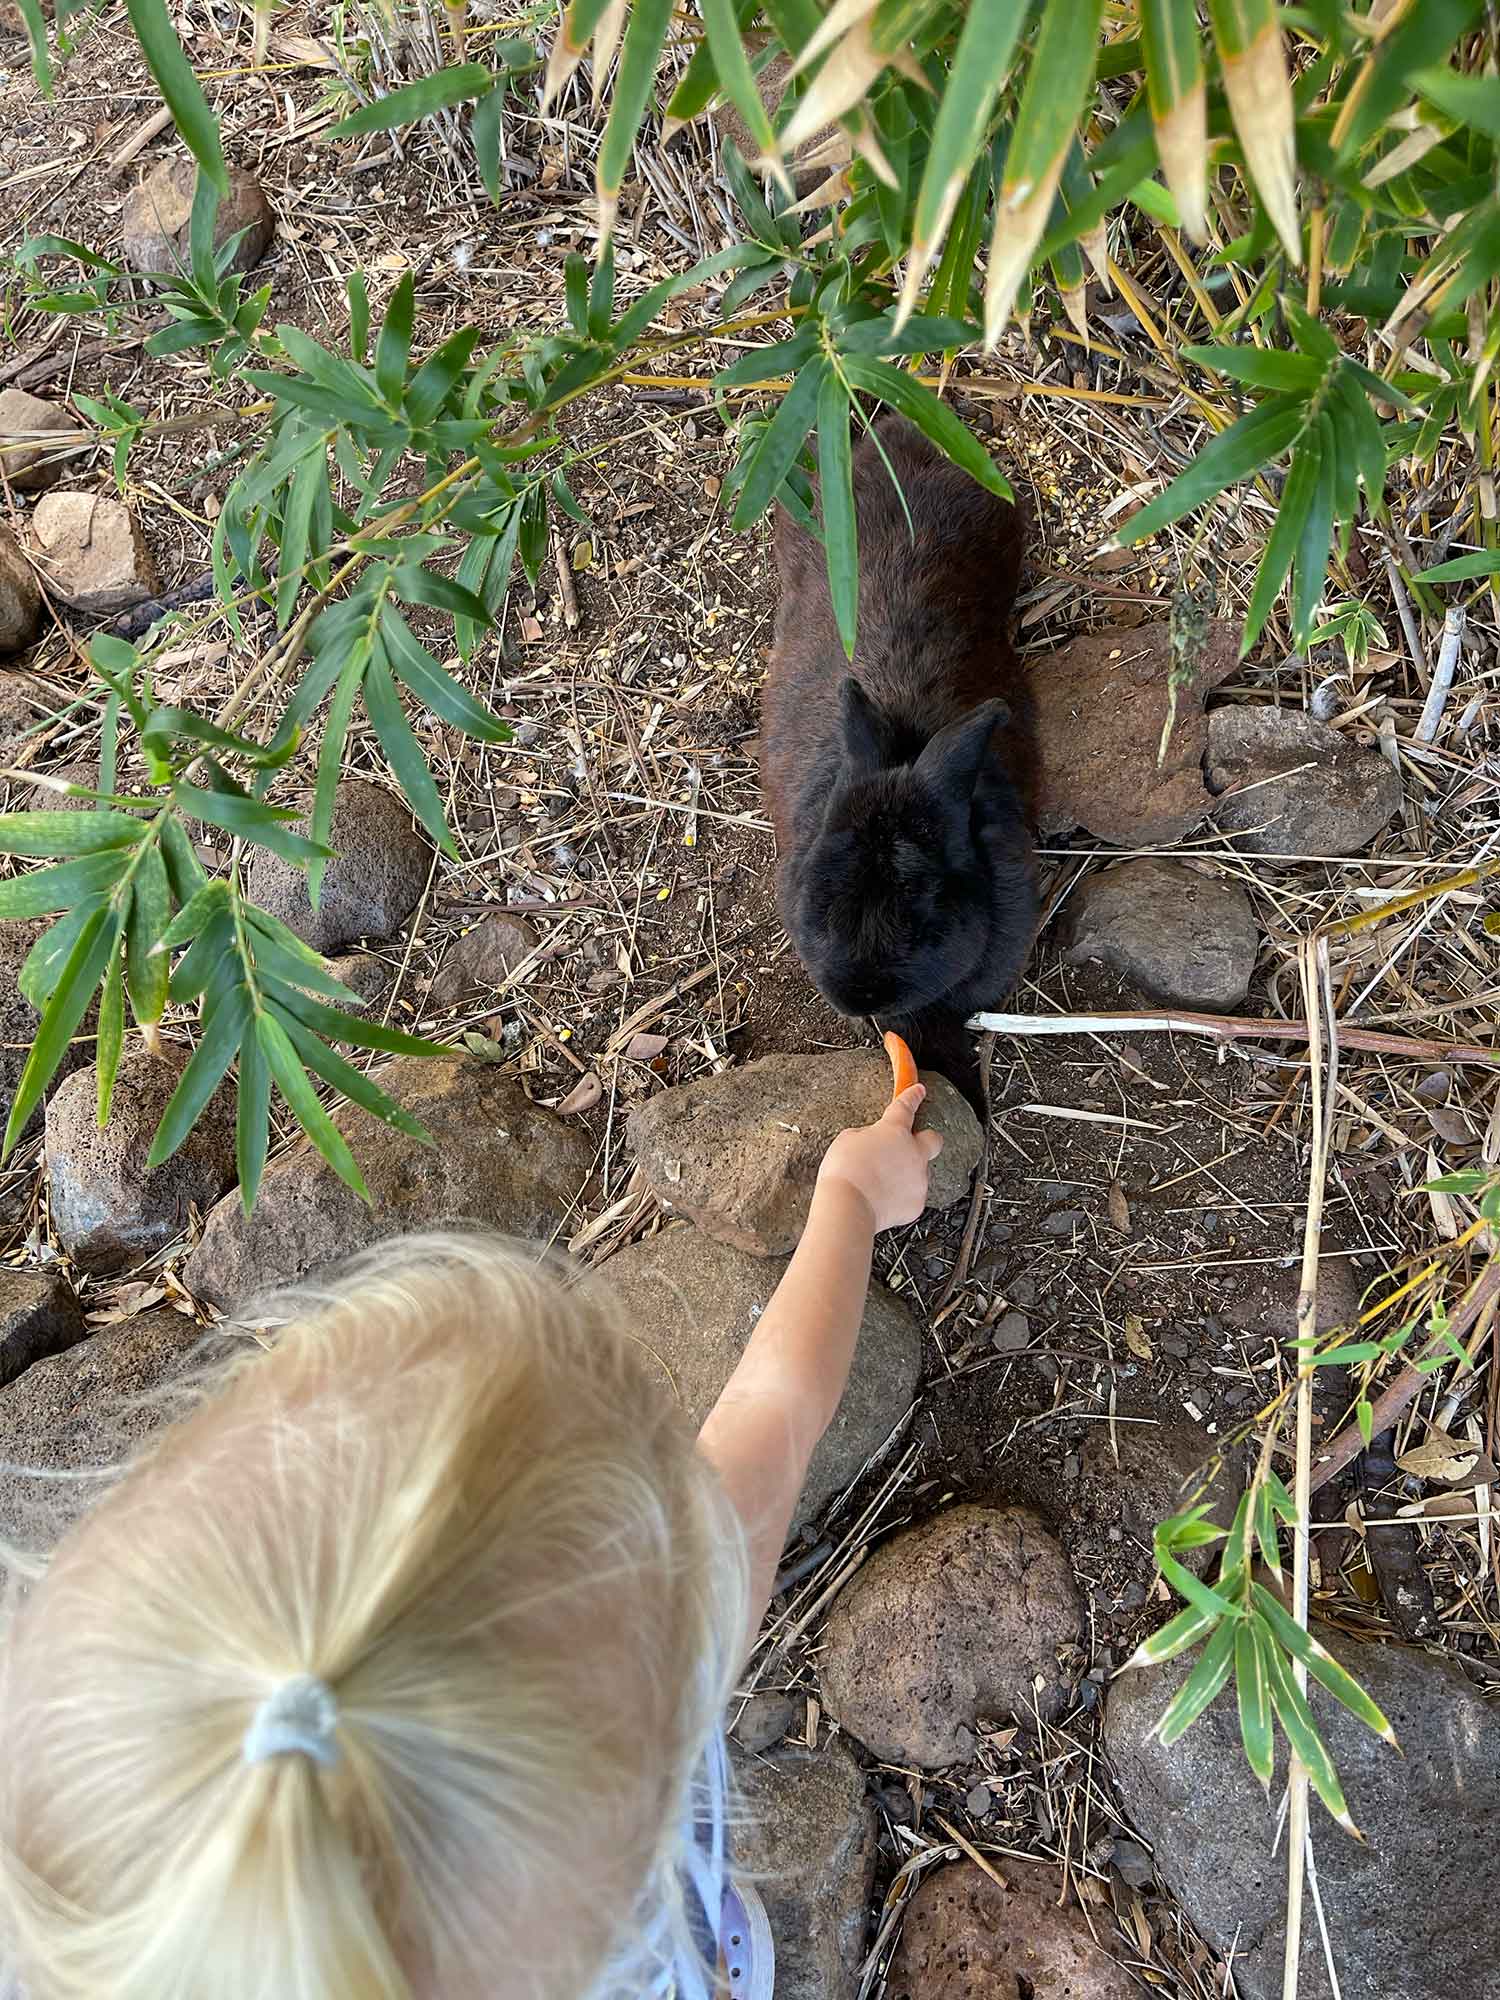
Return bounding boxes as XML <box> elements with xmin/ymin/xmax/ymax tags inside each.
<box><xmin>759</xmin><ymin>415</ymin><xmax>1037</xmax><ymax>1109</ymax></box>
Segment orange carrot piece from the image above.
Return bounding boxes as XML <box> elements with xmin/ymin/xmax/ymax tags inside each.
<box><xmin>883</xmin><ymin>1030</ymin><xmax>919</xmax><ymax>1101</ymax></box>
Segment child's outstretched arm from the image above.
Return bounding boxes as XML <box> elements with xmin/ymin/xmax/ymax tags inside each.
<box><xmin>697</xmin><ymin>1084</ymin><xmax>943</xmax><ymax>1642</ymax></box>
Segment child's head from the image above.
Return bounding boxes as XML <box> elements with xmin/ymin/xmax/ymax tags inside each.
<box><xmin>0</xmin><ymin>1235</ymin><xmax>749</xmax><ymax>2000</ymax></box>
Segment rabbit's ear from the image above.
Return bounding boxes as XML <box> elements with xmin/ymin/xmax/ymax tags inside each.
<box><xmin>915</xmin><ymin>698</ymin><xmax>1009</xmax><ymax>798</ymax></box>
<box><xmin>837</xmin><ymin>677</ymin><xmax>887</xmax><ymax>775</ymax></box>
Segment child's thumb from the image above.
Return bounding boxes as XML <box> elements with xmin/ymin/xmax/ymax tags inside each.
<box><xmin>885</xmin><ymin>1082</ymin><xmax>926</xmax><ymax>1129</ymax></box>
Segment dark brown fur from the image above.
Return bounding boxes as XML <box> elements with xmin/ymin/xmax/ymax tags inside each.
<box><xmin>759</xmin><ymin>416</ymin><xmax>1037</xmax><ymax>1105</ymax></box>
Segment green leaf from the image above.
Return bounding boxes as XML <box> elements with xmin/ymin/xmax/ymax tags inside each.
<box><xmin>1356</xmin><ymin>1396</ymin><xmax>1375</xmax><ymax>1447</ymax></box>
<box><xmin>1182</xmin><ymin>343</ymin><xmax>1325</xmax><ymax>393</ymax></box>
<box><xmin>95</xmin><ymin>933</ymin><xmax>125</xmax><ymax>1127</ymax></box>
<box><xmin>376</xmin><ymin>271</ymin><xmax>416</xmax><ymax>406</ymax></box>
<box><xmin>187</xmin><ymin>166</ymin><xmax>220</xmax><ymax>295</ymax></box>
<box><xmin>1236</xmin><ymin>1619</ymin><xmax>1276</xmax><ymax>1790</ymax></box>
<box><xmin>275</xmin><ymin>441</ymin><xmax>327</xmax><ymax>629</ymax></box>
<box><xmin>260</xmin><ymin>983</ymin><xmax>444</xmax><ymax>1057</ymax></box>
<box><xmin>2</xmin><ymin>906</ymin><xmax>119</xmax><ymax>1157</ymax></box>
<box><xmin>276</xmin><ymin>1013</ymin><xmax>433</xmax><ymax>1144</ymax></box>
<box><xmin>0</xmin><ymin>848</ymin><xmax>131</xmax><ymax>920</ymax></box>
<box><xmin>1121</xmin><ymin>396</ymin><xmax>1308</xmax><ymax>544</ymax></box>
<box><xmin>564</xmin><ymin>251</ymin><xmax>589</xmax><ymax>334</ymax></box>
<box><xmin>170</xmin><ymin>907</ymin><xmax>235</xmax><ymax>1003</ymax></box>
<box><xmin>1156</xmin><ymin>1617</ymin><xmax>1237</xmax><ymax>1744</ymax></box>
<box><xmin>1262</xmin><ymin>1636</ymin><xmax>1361</xmax><ymax>1835</ymax></box>
<box><xmin>405</xmin><ymin>327</ymin><xmax>480</xmax><ymax>427</ymax></box>
<box><xmin>176</xmin><ymin>781</ymin><xmax>329</xmax><ymax>865</ymax></box>
<box><xmin>838</xmin><ymin>313</ymin><xmax>980</xmax><ymax>356</ymax></box>
<box><xmin>1252</xmin><ymin>1479</ymin><xmax>1282</xmax><ymax>1575</ymax></box>
<box><xmin>1334</xmin><ymin>0</ymin><xmax>1484</xmax><ymax>161</ymax></box>
<box><xmin>347</xmin><ymin>270</ymin><xmax>370</xmax><ymax>363</ymax></box>
<box><xmin>146</xmin><ymin>983</ymin><xmax>253</xmax><ymax>1168</ymax></box>
<box><xmin>1251</xmin><ymin>1584</ymin><xmax>1399</xmax><ymax>1745</ymax></box>
<box><xmin>363</xmin><ymin>648</ymin><xmax>455</xmax><ymax>858</ymax></box>
<box><xmin>390</xmin><ymin>563</ymin><xmax>493</xmax><ymax>627</ymax></box>
<box><xmin>1140</xmin><ymin>0</ymin><xmax>1206</xmax><ymax>236</ymax></box>
<box><xmin>818</xmin><ymin>372</ymin><xmax>858</xmax><ymax>660</ymax></box>
<box><xmin>122</xmin><ymin>0</ymin><xmax>228</xmax><ymax>193</ymax></box>
<box><xmin>19</xmin><ymin>901</ymin><xmax>104</xmax><ymax>1010</ymax></box>
<box><xmin>473</xmin><ymin>82</ymin><xmax>507</xmax><ymax>207</ymax></box>
<box><xmin>1242</xmin><ymin>428</ymin><xmax>1320</xmax><ymax>652</ymax></box>
<box><xmin>242</xmin><ymin>908</ymin><xmax>361</xmax><ymax>1003</ymax></box>
<box><xmin>1158</xmin><ymin>1545</ymin><xmax>1241</xmax><ymax>1622</ymax></box>
<box><xmin>596</xmin><ymin>0</ymin><xmax>674</xmax><ymax>236</ymax></box>
<box><xmin>125</xmin><ymin>841</ymin><xmax>171</xmax><ymax>1027</ymax></box>
<box><xmin>588</xmin><ymin>238</ymin><xmax>616</xmax><ymax>338</ymax></box>
<box><xmin>158</xmin><ymin>876</ymin><xmax>230</xmax><ymax>951</ymax></box>
<box><xmin>1410</xmin><ymin>64</ymin><xmax>1500</xmax><ymax>142</ymax></box>
<box><xmin>715</xmin><ymin>327</ymin><xmax>821</xmax><ymax>387</ymax></box>
<box><xmin>1123</xmin><ymin>1600</ymin><xmax>1218</xmax><ymax>1668</ymax></box>
<box><xmin>258</xmin><ymin>1012</ymin><xmax>370</xmax><ymax>1200</ymax></box>
<box><xmin>731</xmin><ymin>358</ymin><xmax>828</xmax><ymax>530</ymax></box>
<box><xmin>1416</xmin><ymin>549</ymin><xmax>1500</xmax><ymax>583</ymax></box>
<box><xmin>159</xmin><ymin>814</ymin><xmax>206</xmax><ymax>905</ymax></box>
<box><xmin>1291</xmin><ymin>413</ymin><xmax>1336</xmax><ymax>645</ymax></box>
<box><xmin>0</xmin><ymin>810</ymin><xmax>144</xmax><ymax>857</ymax></box>
<box><xmin>328</xmin><ymin>62</ymin><xmax>494</xmax><ymax>138</ymax></box>
<box><xmin>702</xmin><ymin>0</ymin><xmax>780</xmax><ymax>169</ymax></box>
<box><xmin>235</xmin><ymin>1011</ymin><xmax>271</xmax><ymax>1214</ymax></box>
<box><xmin>379</xmin><ymin>605</ymin><xmax>510</xmax><ymax>742</ymax></box>
<box><xmin>838</xmin><ymin>354</ymin><xmax>1013</xmax><ymax>500</ymax></box>
<box><xmin>904</xmin><ymin>0</ymin><xmax>1025</xmax><ymax>301</ymax></box>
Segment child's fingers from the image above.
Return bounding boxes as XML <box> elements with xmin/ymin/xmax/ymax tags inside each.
<box><xmin>884</xmin><ymin>1082</ymin><xmax>927</xmax><ymax>1130</ymax></box>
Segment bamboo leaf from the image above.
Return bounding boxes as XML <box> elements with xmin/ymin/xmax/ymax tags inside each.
<box><xmin>19</xmin><ymin>901</ymin><xmax>103</xmax><ymax>1010</ymax></box>
<box><xmin>730</xmin><ymin>357</ymin><xmax>829</xmax><ymax>529</ymax></box>
<box><xmin>2</xmin><ymin>907</ymin><xmax>119</xmax><ymax>1157</ymax></box>
<box><xmin>1253</xmin><ymin>1479</ymin><xmax>1283</xmax><ymax>1577</ymax></box>
<box><xmin>277</xmin><ymin>1013</ymin><xmax>433</xmax><ymax>1144</ymax></box>
<box><xmin>376</xmin><ymin>271</ymin><xmax>416</xmax><ymax>406</ymax></box>
<box><xmin>1208</xmin><ymin>0</ymin><xmax>1300</xmax><ymax>262</ymax></box>
<box><xmin>702</xmin><ymin>0</ymin><xmax>782</xmax><ymax>173</ymax></box>
<box><xmin>158</xmin><ymin>877</ymin><xmax>230</xmax><ymax>951</ymax></box>
<box><xmin>982</xmin><ymin>0</ymin><xmax>1106</xmax><ymax>344</ymax></box>
<box><xmin>0</xmin><ymin>810</ymin><xmax>145</xmax><ymax>857</ymax></box>
<box><xmin>147</xmin><ymin>983</ymin><xmax>253</xmax><ymax>1167</ymax></box>
<box><xmin>1291</xmin><ymin>412</ymin><xmax>1335</xmax><ymax>645</ymax></box>
<box><xmin>0</xmin><ymin>849</ymin><xmax>131</xmax><ymax>920</ymax></box>
<box><xmin>95</xmin><ymin>932</ymin><xmax>125</xmax><ymax>1127</ymax></box>
<box><xmin>1140</xmin><ymin>0</ymin><xmax>1207</xmax><ymax>241</ymax></box>
<box><xmin>542</xmin><ymin>0</ymin><xmax>619</xmax><ymax>109</ymax></box>
<box><xmin>236</xmin><ymin>1012</ymin><xmax>271</xmax><ymax>1214</ymax></box>
<box><xmin>473</xmin><ymin>83</ymin><xmax>508</xmax><ymax>207</ymax></box>
<box><xmin>328</xmin><ymin>62</ymin><xmax>494</xmax><ymax>138</ymax></box>
<box><xmin>838</xmin><ymin>353</ymin><xmax>1012</xmax><ymax>498</ymax></box>
<box><xmin>175</xmin><ymin>781</ymin><xmax>330</xmax><ymax>865</ymax></box>
<box><xmin>1236</xmin><ymin>1619</ymin><xmax>1275</xmax><ymax>1789</ymax></box>
<box><xmin>363</xmin><ymin>646</ymin><xmax>456</xmax><ymax>858</ymax></box>
<box><xmin>1251</xmin><ymin>1584</ymin><xmax>1399</xmax><ymax>1746</ymax></box>
<box><xmin>379</xmin><ymin>605</ymin><xmax>511</xmax><ymax>741</ymax></box>
<box><xmin>1416</xmin><ymin>550</ymin><xmax>1500</xmax><ymax>583</ymax></box>
<box><xmin>1410</xmin><ymin>65</ymin><xmax>1500</xmax><ymax>144</ymax></box>
<box><xmin>1332</xmin><ymin>0</ymin><xmax>1484</xmax><ymax>162</ymax></box>
<box><xmin>125</xmin><ymin>840</ymin><xmax>171</xmax><ymax>1026</ymax></box>
<box><xmin>1156</xmin><ymin>1617</ymin><xmax>1237</xmax><ymax>1744</ymax></box>
<box><xmin>258</xmin><ymin>1012</ymin><xmax>370</xmax><ymax>1200</ymax></box>
<box><xmin>817</xmin><ymin>370</ymin><xmax>858</xmax><ymax>659</ymax></box>
<box><xmin>1182</xmin><ymin>343</ymin><xmax>1325</xmax><ymax>393</ymax></box>
<box><xmin>257</xmin><ymin>983</ymin><xmax>446</xmax><ymax>1057</ymax></box>
<box><xmin>1241</xmin><ymin>425</ymin><xmax>1319</xmax><ymax>652</ymax></box>
<box><xmin>1263</xmin><ymin>1636</ymin><xmax>1362</xmax><ymax>1836</ymax></box>
<box><xmin>1123</xmin><ymin>1600</ymin><xmax>1218</xmax><ymax>1668</ymax></box>
<box><xmin>596</xmin><ymin>0</ymin><xmax>675</xmax><ymax>248</ymax></box>
<box><xmin>898</xmin><ymin>0</ymin><xmax>1025</xmax><ymax>321</ymax></box>
<box><xmin>1120</xmin><ymin>396</ymin><xmax>1308</xmax><ymax>545</ymax></box>
<box><xmin>122</xmin><ymin>0</ymin><xmax>228</xmax><ymax>192</ymax></box>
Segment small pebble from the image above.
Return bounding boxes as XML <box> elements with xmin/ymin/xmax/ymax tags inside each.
<box><xmin>1009</xmin><ymin>1277</ymin><xmax>1037</xmax><ymax>1306</ymax></box>
<box><xmin>964</xmin><ymin>1783</ymin><xmax>993</xmax><ymax>1817</ymax></box>
<box><xmin>1112</xmin><ymin>1838</ymin><xmax>1155</xmax><ymax>1889</ymax></box>
<box><xmin>1042</xmin><ymin>1209</ymin><xmax>1086</xmax><ymax>1237</ymax></box>
<box><xmin>991</xmin><ymin>1311</ymin><xmax>1030</xmax><ymax>1354</ymax></box>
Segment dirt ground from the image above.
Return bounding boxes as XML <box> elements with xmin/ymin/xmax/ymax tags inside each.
<box><xmin>4</xmin><ymin>14</ymin><xmax>1500</xmax><ymax>1994</ymax></box>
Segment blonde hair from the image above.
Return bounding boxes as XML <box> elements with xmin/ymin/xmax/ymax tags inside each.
<box><xmin>0</xmin><ymin>1234</ymin><xmax>749</xmax><ymax>2000</ymax></box>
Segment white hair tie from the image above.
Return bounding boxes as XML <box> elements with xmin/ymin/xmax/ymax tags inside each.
<box><xmin>242</xmin><ymin>1676</ymin><xmax>340</xmax><ymax>1771</ymax></box>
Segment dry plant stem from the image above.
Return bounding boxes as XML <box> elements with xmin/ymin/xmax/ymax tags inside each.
<box><xmin>967</xmin><ymin>1008</ymin><xmax>1499</xmax><ymax>1069</ymax></box>
<box><xmin>1283</xmin><ymin>937</ymin><xmax>1337</xmax><ymax>2000</ymax></box>
<box><xmin>1414</xmin><ymin>604</ymin><xmax>1465</xmax><ymax>743</ymax></box>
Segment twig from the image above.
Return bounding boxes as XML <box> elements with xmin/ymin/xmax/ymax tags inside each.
<box><xmin>551</xmin><ymin>527</ymin><xmax>580</xmax><ymax>630</ymax></box>
<box><xmin>1414</xmin><ymin>604</ymin><xmax>1465</xmax><ymax>743</ymax></box>
<box><xmin>967</xmin><ymin>1008</ymin><xmax>1500</xmax><ymax>1069</ymax></box>
<box><xmin>108</xmin><ymin>105</ymin><xmax>176</xmax><ymax>175</ymax></box>
<box><xmin>931</xmin><ymin>1031</ymin><xmax>995</xmax><ymax>1315</ymax></box>
<box><xmin>1382</xmin><ymin>550</ymin><xmax>1427</xmax><ymax>687</ymax></box>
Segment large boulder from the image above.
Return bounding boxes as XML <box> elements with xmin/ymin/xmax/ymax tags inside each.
<box><xmin>0</xmin><ymin>1267</ymin><xmax>86</xmax><ymax>1387</ymax></box>
<box><xmin>28</xmin><ymin>492</ymin><xmax>157</xmax><ymax>617</ymax></box>
<box><xmin>121</xmin><ymin>157</ymin><xmax>275</xmax><ymax>276</ymax></box>
<box><xmin>186</xmin><ymin>1058</ymin><xmax>592</xmax><ymax>1311</ymax></box>
<box><xmin>45</xmin><ymin>1048</ymin><xmax>236</xmax><ymax>1274</ymax></box>
<box><xmin>818</xmin><ymin>1504</ymin><xmax>1084</xmax><ymax>1767</ymax></box>
<box><xmin>596</xmin><ymin>1224</ymin><xmax>920</xmax><ymax>1524</ymax></box>
<box><xmin>886</xmin><ymin>1861</ymin><xmax>1137</xmax><ymax>2000</ymax></box>
<box><xmin>0</xmin><ymin>387</ymin><xmax>81</xmax><ymax>493</ymax></box>
<box><xmin>1028</xmin><ymin>620</ymin><xmax>1238</xmax><ymax>844</ymax></box>
<box><xmin>1063</xmin><ymin>856</ymin><xmax>1260</xmax><ymax>1011</ymax></box>
<box><xmin>731</xmin><ymin>1739</ymin><xmax>878</xmax><ymax>2000</ymax></box>
<box><xmin>0</xmin><ymin>1305</ymin><xmax>213</xmax><ymax>1545</ymax></box>
<box><xmin>1106</xmin><ymin>1633</ymin><xmax>1499</xmax><ymax>1999</ymax></box>
<box><xmin>244</xmin><ymin>777</ymin><xmax>431</xmax><ymax>955</ymax></box>
<box><xmin>1206</xmin><ymin>706</ymin><xmax>1401</xmax><ymax>856</ymax></box>
<box><xmin>0</xmin><ymin>525</ymin><xmax>42</xmax><ymax>653</ymax></box>
<box><xmin>627</xmin><ymin>1051</ymin><xmax>983</xmax><ymax>1257</ymax></box>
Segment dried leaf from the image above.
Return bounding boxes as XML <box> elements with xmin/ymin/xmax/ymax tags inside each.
<box><xmin>1124</xmin><ymin>1313</ymin><xmax>1153</xmax><ymax>1361</ymax></box>
<box><xmin>557</xmin><ymin>1071</ymin><xmax>603</xmax><ymax>1115</ymax></box>
<box><xmin>1108</xmin><ymin>1178</ymin><xmax>1132</xmax><ymax>1233</ymax></box>
<box><xmin>1395</xmin><ymin>1425</ymin><xmax>1481</xmax><ymax>1485</ymax></box>
<box><xmin>624</xmin><ymin>1031</ymin><xmax>669</xmax><ymax>1061</ymax></box>
<box><xmin>1425</xmin><ymin>1145</ymin><xmax>1460</xmax><ymax>1238</ymax></box>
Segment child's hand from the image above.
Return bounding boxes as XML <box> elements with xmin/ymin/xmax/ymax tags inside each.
<box><xmin>817</xmin><ymin>1084</ymin><xmax>944</xmax><ymax>1232</ymax></box>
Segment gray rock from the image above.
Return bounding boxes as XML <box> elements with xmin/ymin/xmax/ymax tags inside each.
<box><xmin>731</xmin><ymin>1691</ymin><xmax>798</xmax><ymax>1754</ymax></box>
<box><xmin>0</xmin><ymin>919</ymin><xmax>94</xmax><ymax>1144</ymax></box>
<box><xmin>28</xmin><ymin>492</ymin><xmax>157</xmax><ymax>616</ymax></box>
<box><xmin>818</xmin><ymin>1505</ymin><xmax>1083</xmax><ymax>1768</ymax></box>
<box><xmin>1107</xmin><ymin>1633</ymin><xmax>1500</xmax><ymax>2000</ymax></box>
<box><xmin>1029</xmin><ymin>620</ymin><xmax>1238</xmax><ymax>844</ymax></box>
<box><xmin>628</xmin><ymin>1051</ymin><xmax>983</xmax><ymax>1257</ymax></box>
<box><xmin>186</xmin><ymin>1057</ymin><xmax>591</xmax><ymax>1311</ymax></box>
<box><xmin>121</xmin><ymin>156</ymin><xmax>275</xmax><ymax>276</ymax></box>
<box><xmin>0</xmin><ymin>387</ymin><xmax>82</xmax><ymax>493</ymax></box>
<box><xmin>0</xmin><ymin>1305</ymin><xmax>213</xmax><ymax>1546</ymax></box>
<box><xmin>731</xmin><ymin>1739</ymin><xmax>877</xmax><ymax>2000</ymax></box>
<box><xmin>1064</xmin><ymin>856</ymin><xmax>1260</xmax><ymax>1011</ymax></box>
<box><xmin>0</xmin><ymin>1267</ymin><xmax>86</xmax><ymax>1386</ymax></box>
<box><xmin>429</xmin><ymin>912</ymin><xmax>540</xmax><ymax>1007</ymax></box>
<box><xmin>990</xmin><ymin>1311</ymin><xmax>1030</xmax><ymax>1353</ymax></box>
<box><xmin>885</xmin><ymin>1860</ymin><xmax>1137</xmax><ymax>2000</ymax></box>
<box><xmin>0</xmin><ymin>525</ymin><xmax>42</xmax><ymax>653</ymax></box>
<box><xmin>595</xmin><ymin>1224</ymin><xmax>919</xmax><ymax>1522</ymax></box>
<box><xmin>1206</xmin><ymin>706</ymin><xmax>1402</xmax><ymax>856</ymax></box>
<box><xmin>244</xmin><ymin>777</ymin><xmax>431</xmax><ymax>954</ymax></box>
<box><xmin>45</xmin><ymin>1048</ymin><xmax>236</xmax><ymax>1274</ymax></box>
<box><xmin>326</xmin><ymin>952</ymin><xmax>396</xmax><ymax>1008</ymax></box>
